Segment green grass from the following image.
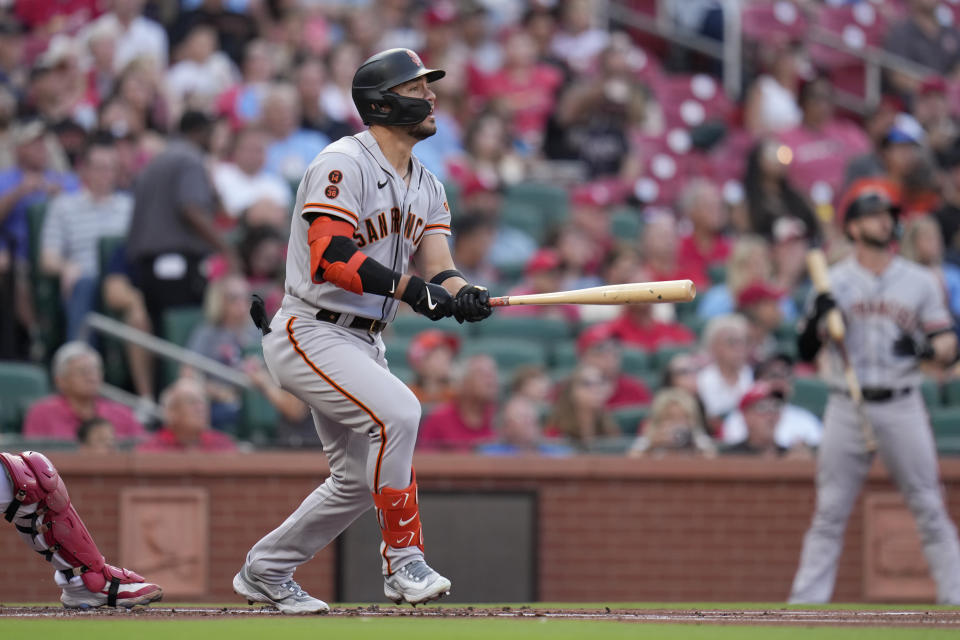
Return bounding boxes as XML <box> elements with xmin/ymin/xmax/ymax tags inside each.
<box><xmin>0</xmin><ymin>618</ymin><xmax>958</xmax><ymax>640</ymax></box>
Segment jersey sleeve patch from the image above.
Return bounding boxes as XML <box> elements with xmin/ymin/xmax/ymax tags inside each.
<box><xmin>325</xmin><ymin>185</ymin><xmax>340</xmax><ymax>198</ymax></box>
<box><xmin>328</xmin><ymin>170</ymin><xmax>343</xmax><ymax>184</ymax></box>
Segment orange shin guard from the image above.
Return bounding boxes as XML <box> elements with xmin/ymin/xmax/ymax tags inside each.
<box><xmin>372</xmin><ymin>470</ymin><xmax>424</xmax><ymax>553</ymax></box>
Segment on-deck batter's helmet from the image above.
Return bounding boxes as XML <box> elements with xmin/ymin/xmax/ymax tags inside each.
<box><xmin>837</xmin><ymin>177</ymin><xmax>900</xmax><ymax>233</ymax></box>
<box><xmin>352</xmin><ymin>48</ymin><xmax>445</xmax><ymax>126</ymax></box>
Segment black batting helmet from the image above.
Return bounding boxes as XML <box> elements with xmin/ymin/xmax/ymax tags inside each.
<box><xmin>352</xmin><ymin>48</ymin><xmax>445</xmax><ymax>126</ymax></box>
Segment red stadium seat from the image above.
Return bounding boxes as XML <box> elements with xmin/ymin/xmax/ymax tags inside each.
<box><xmin>653</xmin><ymin>73</ymin><xmax>735</xmax><ymax>129</ymax></box>
<box><xmin>741</xmin><ymin>1</ymin><xmax>809</xmax><ymax>45</ymax></box>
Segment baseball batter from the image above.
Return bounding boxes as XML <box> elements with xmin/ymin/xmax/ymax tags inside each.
<box><xmin>789</xmin><ymin>183</ymin><xmax>960</xmax><ymax>604</ymax></box>
<box><xmin>232</xmin><ymin>49</ymin><xmax>492</xmax><ymax>614</ymax></box>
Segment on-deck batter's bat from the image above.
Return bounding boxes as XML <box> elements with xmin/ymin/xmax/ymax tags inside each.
<box><xmin>488</xmin><ymin>280</ymin><xmax>697</xmax><ymax>307</ymax></box>
<box><xmin>806</xmin><ymin>249</ymin><xmax>878</xmax><ymax>452</ymax></box>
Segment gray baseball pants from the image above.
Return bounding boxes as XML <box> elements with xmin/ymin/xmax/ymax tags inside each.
<box><xmin>789</xmin><ymin>391</ymin><xmax>960</xmax><ymax>604</ymax></box>
<box><xmin>244</xmin><ymin>311</ymin><xmax>423</xmax><ymax>583</ymax></box>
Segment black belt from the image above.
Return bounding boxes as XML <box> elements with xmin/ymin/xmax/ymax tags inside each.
<box><xmin>841</xmin><ymin>386</ymin><xmax>913</xmax><ymax>402</ymax></box>
<box><xmin>315</xmin><ymin>308</ymin><xmax>386</xmax><ymax>333</ymax></box>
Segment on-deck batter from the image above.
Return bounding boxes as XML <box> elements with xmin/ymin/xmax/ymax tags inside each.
<box><xmin>789</xmin><ymin>181</ymin><xmax>960</xmax><ymax>604</ymax></box>
<box><xmin>232</xmin><ymin>48</ymin><xmax>492</xmax><ymax>614</ymax></box>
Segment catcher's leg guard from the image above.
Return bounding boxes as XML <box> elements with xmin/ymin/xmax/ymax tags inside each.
<box><xmin>0</xmin><ymin>451</ymin><xmax>162</xmax><ymax>607</ymax></box>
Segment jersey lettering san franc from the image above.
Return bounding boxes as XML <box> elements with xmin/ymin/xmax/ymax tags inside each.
<box><xmin>283</xmin><ymin>131</ymin><xmax>451</xmax><ymax>321</ymax></box>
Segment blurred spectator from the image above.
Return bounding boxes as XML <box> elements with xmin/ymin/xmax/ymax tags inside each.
<box><xmin>40</xmin><ymin>135</ymin><xmax>132</xmax><ymax>339</ymax></box>
<box><xmin>0</xmin><ymin>119</ymin><xmax>79</xmax><ymax>359</ymax></box>
<box><xmin>736</xmin><ymin>281</ymin><xmax>784</xmax><ymax>364</ymax></box>
<box><xmin>110</xmin><ymin>58</ymin><xmax>170</xmax><ymax>145</ymax></box>
<box><xmin>14</xmin><ymin>0</ymin><xmax>100</xmax><ymax>32</ymax></box>
<box><xmin>698</xmin><ymin>235</ymin><xmax>797</xmax><ymax>322</ymax></box>
<box><xmin>547</xmin><ymin>363</ymin><xmax>619</xmax><ymax>449</ymax></box>
<box><xmin>901</xmin><ymin>216</ymin><xmax>960</xmax><ymax>321</ymax></box>
<box><xmin>169</xmin><ymin>0</ymin><xmax>256</xmax><ymax>66</ymax></box>
<box><xmin>81</xmin><ymin>19</ymin><xmax>120</xmax><ymax>114</ymax></box>
<box><xmin>576</xmin><ymin>330</ymin><xmax>652</xmax><ymax>408</ymax></box>
<box><xmin>238</xmin><ymin>224</ymin><xmax>285</xmax><ymax>317</ymax></box>
<box><xmin>771</xmin><ymin>217</ymin><xmax>811</xmax><ymax>293</ymax></box>
<box><xmin>101</xmin><ymin>241</ymin><xmax>154</xmax><ymax>399</ymax></box>
<box><xmin>580</xmin><ymin>294</ymin><xmax>695</xmax><ymax>352</ymax></box>
<box><xmin>509</xmin><ymin>365</ymin><xmax>553</xmax><ymax>410</ymax></box>
<box><xmin>721</xmin><ymin>352</ymin><xmax>822</xmax><ymax>450</ymax></box>
<box><xmin>546</xmin><ymin>39</ymin><xmax>645</xmax><ymax>181</ymax></box>
<box><xmin>743</xmin><ymin>138</ymin><xmax>819</xmax><ymax>243</ymax></box>
<box><xmin>77</xmin><ymin>416</ymin><xmax>118</xmax><ymax>455</ymax></box>
<box><xmin>628</xmin><ymin>388</ymin><xmax>716</xmax><ymax>458</ymax></box>
<box><xmin>215</xmin><ymin>39</ymin><xmax>274</xmax><ymax>131</ymax></box>
<box><xmin>84</xmin><ymin>0</ymin><xmax>168</xmax><ymax>72</ymax></box>
<box><xmin>185</xmin><ymin>274</ymin><xmax>261</xmax><ymax>432</ymax></box>
<box><xmin>166</xmin><ymin>24</ymin><xmax>239</xmax><ymax>113</ymax></box>
<box><xmin>640</xmin><ymin>212</ymin><xmax>708</xmax><ymax>289</ymax></box>
<box><xmin>845</xmin><ymin>96</ymin><xmax>903</xmax><ymax>186</ymax></box>
<box><xmin>658</xmin><ymin>350</ymin><xmax>711</xmax><ymax>432</ymax></box>
<box><xmin>913</xmin><ymin>76</ymin><xmax>958</xmax><ymax>165</ymax></box>
<box><xmin>447</xmin><ymin>110</ymin><xmax>525</xmax><ymax>200</ymax></box>
<box><xmin>555</xmin><ymin>224</ymin><xmax>603</xmax><ymax>290</ymax></box>
<box><xmin>720</xmin><ymin>382</ymin><xmax>789</xmax><ymax>457</ymax></box>
<box><xmin>549</xmin><ymin>0</ymin><xmax>609</xmax><ymax>76</ymax></box>
<box><xmin>743</xmin><ymin>41</ymin><xmax>805</xmax><ymax>136</ymax></box>
<box><xmin>451</xmin><ymin>215</ymin><xmax>498</xmax><ymax>286</ymax></box>
<box><xmin>126</xmin><ymin>110</ymin><xmax>234</xmax><ymax>334</ymax></box>
<box><xmin>696</xmin><ymin>313</ymin><xmax>753</xmax><ymax>425</ymax></box>
<box><xmin>879</xmin><ymin>115</ymin><xmax>926</xmax><ymax>191</ymax></box>
<box><xmin>212</xmin><ymin>125</ymin><xmax>291</xmax><ymax>222</ymax></box>
<box><xmin>262</xmin><ymin>83</ymin><xmax>330</xmax><ymax>184</ymax></box>
<box><xmin>502</xmin><ymin>248</ymin><xmax>580</xmax><ymax>323</ymax></box>
<box><xmin>779</xmin><ymin>76</ymin><xmax>871</xmax><ymax>208</ymax></box>
<box><xmin>676</xmin><ymin>178</ymin><xmax>731</xmax><ymax>279</ymax></box>
<box><xmin>320</xmin><ymin>43</ymin><xmax>364</xmax><ymax>133</ymax></box>
<box><xmin>935</xmin><ymin>143</ymin><xmax>960</xmax><ymax>260</ymax></box>
<box><xmin>406</xmin><ymin>329</ymin><xmax>460</xmax><ymax>405</ymax></box>
<box><xmin>23</xmin><ymin>341</ymin><xmax>145</xmax><ymax>441</ymax></box>
<box><xmin>22</xmin><ymin>37</ymin><xmax>91</xmax><ymax>127</ymax></box>
<box><xmin>476</xmin><ymin>395</ymin><xmax>573</xmax><ymax>456</ymax></box>
<box><xmin>884</xmin><ymin>0</ymin><xmax>960</xmax><ymax>96</ymax></box>
<box><xmin>137</xmin><ymin>377</ymin><xmax>237</xmax><ymax>452</ymax></box>
<box><xmin>477</xmin><ymin>29</ymin><xmax>562</xmax><ymax>150</ymax></box>
<box><xmin>0</xmin><ymin>19</ymin><xmax>26</xmax><ymax>96</ymax></box>
<box><xmin>294</xmin><ymin>57</ymin><xmax>353</xmax><ymax>142</ymax></box>
<box><xmin>418</xmin><ymin>354</ymin><xmax>499</xmax><ymax>452</ymax></box>
<box><xmin>460</xmin><ymin>1</ymin><xmax>502</xmax><ymax>76</ymax></box>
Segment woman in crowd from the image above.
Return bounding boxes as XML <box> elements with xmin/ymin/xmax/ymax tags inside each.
<box><xmin>547</xmin><ymin>363</ymin><xmax>620</xmax><ymax>450</ymax></box>
<box><xmin>628</xmin><ymin>388</ymin><xmax>716</xmax><ymax>458</ymax></box>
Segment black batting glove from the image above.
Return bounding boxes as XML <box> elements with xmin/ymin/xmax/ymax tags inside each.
<box><xmin>452</xmin><ymin>284</ymin><xmax>492</xmax><ymax>323</ymax></box>
<box><xmin>812</xmin><ymin>292</ymin><xmax>837</xmax><ymax>321</ymax></box>
<box><xmin>893</xmin><ymin>332</ymin><xmax>935</xmax><ymax>360</ymax></box>
<box><xmin>401</xmin><ymin>275</ymin><xmax>454</xmax><ymax>321</ymax></box>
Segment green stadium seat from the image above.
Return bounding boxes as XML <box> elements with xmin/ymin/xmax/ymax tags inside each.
<box><xmin>0</xmin><ymin>436</ymin><xmax>79</xmax><ymax>453</ymax></box>
<box><xmin>388</xmin><ymin>313</ymin><xmax>470</xmax><ymax>338</ymax></box>
<box><xmin>97</xmin><ymin>236</ymin><xmax>130</xmax><ymax>388</ymax></box>
<box><xmin>922</xmin><ymin>378</ymin><xmax>941</xmax><ymax>408</ymax></box>
<box><xmin>620</xmin><ymin>349</ymin><xmax>653</xmax><ymax>376</ymax></box>
<box><xmin>239</xmin><ymin>388</ymin><xmax>278</xmax><ymax>445</ymax></box>
<box><xmin>652</xmin><ymin>344</ymin><xmax>693</xmax><ymax>369</ymax></box>
<box><xmin>611</xmin><ymin>405</ymin><xmax>650</xmax><ymax>436</ymax></box>
<box><xmin>708</xmin><ymin>264</ymin><xmax>727</xmax><ymax>285</ymax></box>
<box><xmin>0</xmin><ymin>362</ymin><xmax>51</xmax><ymax>434</ymax></box>
<box><xmin>27</xmin><ymin>201</ymin><xmax>64</xmax><ymax>362</ymax></box>
<box><xmin>792</xmin><ymin>376</ymin><xmax>830</xmax><ymax>418</ymax></box>
<box><xmin>551</xmin><ymin>341</ymin><xmax>577</xmax><ymax>370</ymax></box>
<box><xmin>585</xmin><ymin>435</ymin><xmax>634</xmax><ymax>455</ymax></box>
<box><xmin>504</xmin><ymin>182</ymin><xmax>569</xmax><ymax>228</ymax></box>
<box><xmin>943</xmin><ymin>379</ymin><xmax>960</xmax><ymax>406</ymax></box>
<box><xmin>930</xmin><ymin>407</ymin><xmax>960</xmax><ymax>455</ymax></box>
<box><xmin>610</xmin><ymin>208</ymin><xmax>643</xmax><ymax>241</ymax></box>
<box><xmin>501</xmin><ymin>204</ymin><xmax>546</xmax><ymax>243</ymax></box>
<box><xmin>162</xmin><ymin>307</ymin><xmax>205</xmax><ymax>347</ymax></box>
<box><xmin>474</xmin><ymin>315</ymin><xmax>572</xmax><ymax>343</ymax></box>
<box><xmin>461</xmin><ymin>338</ymin><xmax>547</xmax><ymax>373</ymax></box>
<box><xmin>390</xmin><ymin>365</ymin><xmax>414</xmax><ymax>384</ymax></box>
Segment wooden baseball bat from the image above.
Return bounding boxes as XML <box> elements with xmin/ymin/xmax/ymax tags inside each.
<box><xmin>806</xmin><ymin>249</ymin><xmax>877</xmax><ymax>452</ymax></box>
<box><xmin>488</xmin><ymin>280</ymin><xmax>697</xmax><ymax>307</ymax></box>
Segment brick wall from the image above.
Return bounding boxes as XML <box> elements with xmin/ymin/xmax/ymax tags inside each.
<box><xmin>1</xmin><ymin>453</ymin><xmax>958</xmax><ymax>603</ymax></box>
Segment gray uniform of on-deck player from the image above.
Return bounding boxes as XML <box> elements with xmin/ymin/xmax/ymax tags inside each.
<box><xmin>244</xmin><ymin>130</ymin><xmax>451</xmax><ymax>581</ymax></box>
<box><xmin>790</xmin><ymin>255</ymin><xmax>960</xmax><ymax>604</ymax></box>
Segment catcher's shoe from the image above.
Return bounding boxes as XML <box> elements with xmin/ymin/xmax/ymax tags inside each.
<box><xmin>60</xmin><ymin>570</ymin><xmax>163</xmax><ymax>609</ymax></box>
<box><xmin>383</xmin><ymin>560</ymin><xmax>451</xmax><ymax>605</ymax></box>
<box><xmin>232</xmin><ymin>565</ymin><xmax>329</xmax><ymax>614</ymax></box>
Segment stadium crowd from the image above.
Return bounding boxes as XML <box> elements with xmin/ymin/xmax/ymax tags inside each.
<box><xmin>1</xmin><ymin>0</ymin><xmax>960</xmax><ymax>456</ymax></box>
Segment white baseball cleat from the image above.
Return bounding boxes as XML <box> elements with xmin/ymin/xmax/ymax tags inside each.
<box><xmin>60</xmin><ymin>580</ymin><xmax>163</xmax><ymax>609</ymax></box>
<box><xmin>383</xmin><ymin>560</ymin><xmax>451</xmax><ymax>605</ymax></box>
<box><xmin>233</xmin><ymin>565</ymin><xmax>329</xmax><ymax>614</ymax></box>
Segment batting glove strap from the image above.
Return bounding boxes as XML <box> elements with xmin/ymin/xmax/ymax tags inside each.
<box><xmin>401</xmin><ymin>276</ymin><xmax>454</xmax><ymax>321</ymax></box>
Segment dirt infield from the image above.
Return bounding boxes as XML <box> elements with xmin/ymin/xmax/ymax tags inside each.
<box><xmin>2</xmin><ymin>605</ymin><xmax>960</xmax><ymax>627</ymax></box>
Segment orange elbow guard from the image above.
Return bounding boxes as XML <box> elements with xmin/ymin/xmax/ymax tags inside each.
<box><xmin>308</xmin><ymin>217</ymin><xmax>367</xmax><ymax>294</ymax></box>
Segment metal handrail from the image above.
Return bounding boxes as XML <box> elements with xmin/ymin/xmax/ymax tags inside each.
<box><xmin>80</xmin><ymin>312</ymin><xmax>252</xmax><ymax>388</ymax></box>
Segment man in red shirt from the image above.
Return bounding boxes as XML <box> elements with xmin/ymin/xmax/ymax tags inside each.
<box><xmin>641</xmin><ymin>213</ymin><xmax>709</xmax><ymax>290</ymax></box>
<box><xmin>137</xmin><ymin>378</ymin><xmax>236</xmax><ymax>452</ymax></box>
<box><xmin>23</xmin><ymin>342</ymin><xmax>145</xmax><ymax>441</ymax></box>
<box><xmin>676</xmin><ymin>178</ymin><xmax>731</xmax><ymax>280</ymax></box>
<box><xmin>577</xmin><ymin>330</ymin><xmax>651</xmax><ymax>408</ymax></box>
<box><xmin>579</xmin><ymin>299</ymin><xmax>696</xmax><ymax>353</ymax></box>
<box><xmin>417</xmin><ymin>355</ymin><xmax>499</xmax><ymax>452</ymax></box>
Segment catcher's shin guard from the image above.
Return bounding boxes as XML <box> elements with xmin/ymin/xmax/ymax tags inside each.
<box><xmin>0</xmin><ymin>451</ymin><xmax>152</xmax><ymax>605</ymax></box>
<box><xmin>372</xmin><ymin>468</ymin><xmax>424</xmax><ymax>554</ymax></box>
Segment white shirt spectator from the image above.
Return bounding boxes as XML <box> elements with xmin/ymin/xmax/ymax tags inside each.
<box><xmin>752</xmin><ymin>75</ymin><xmax>802</xmax><ymax>134</ymax></box>
<box><xmin>697</xmin><ymin>364</ymin><xmax>753</xmax><ymax>419</ymax></box>
<box><xmin>86</xmin><ymin>13</ymin><xmax>168</xmax><ymax>71</ymax></box>
<box><xmin>213</xmin><ymin>162</ymin><xmax>292</xmax><ymax>219</ymax></box>
<box><xmin>167</xmin><ymin>53</ymin><xmax>238</xmax><ymax>104</ymax></box>
<box><xmin>550</xmin><ymin>28</ymin><xmax>609</xmax><ymax>74</ymax></box>
<box><xmin>721</xmin><ymin>403</ymin><xmax>823</xmax><ymax>449</ymax></box>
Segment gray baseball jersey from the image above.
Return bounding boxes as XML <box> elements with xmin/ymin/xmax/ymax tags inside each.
<box><xmin>284</xmin><ymin>130</ymin><xmax>452</xmax><ymax>321</ymax></box>
<box><xmin>817</xmin><ymin>255</ymin><xmax>951</xmax><ymax>389</ymax></box>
